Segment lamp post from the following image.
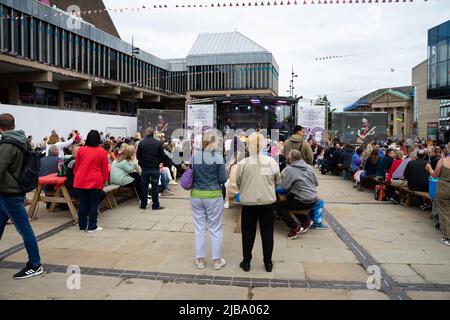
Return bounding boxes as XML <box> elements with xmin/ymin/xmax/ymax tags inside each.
<box><xmin>131</xmin><ymin>36</ymin><xmax>140</xmax><ymax>113</ymax></box>
<box><xmin>288</xmin><ymin>65</ymin><xmax>298</xmax><ymax>97</ymax></box>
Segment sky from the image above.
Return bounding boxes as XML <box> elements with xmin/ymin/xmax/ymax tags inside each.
<box><xmin>103</xmin><ymin>0</ymin><xmax>449</xmax><ymax>110</ymax></box>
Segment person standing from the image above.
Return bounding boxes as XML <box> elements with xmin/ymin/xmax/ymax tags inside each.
<box><xmin>45</xmin><ymin>131</ymin><xmax>75</xmax><ymax>158</ymax></box>
<box><xmin>190</xmin><ymin>131</ymin><xmax>227</xmax><ymax>270</ymax></box>
<box><xmin>427</xmin><ymin>144</ymin><xmax>450</xmax><ymax>246</ymax></box>
<box><xmin>74</xmin><ymin>130</ymin><xmax>109</xmax><ymax>232</ymax></box>
<box><xmin>282</xmin><ymin>125</ymin><xmax>314</xmax><ymax>165</ymax></box>
<box><xmin>137</xmin><ymin>128</ymin><xmax>171</xmax><ymax>210</ymax></box>
<box><xmin>236</xmin><ymin>132</ymin><xmax>281</xmax><ymax>273</ymax></box>
<box><xmin>0</xmin><ymin>113</ymin><xmax>43</xmax><ymax>279</ymax></box>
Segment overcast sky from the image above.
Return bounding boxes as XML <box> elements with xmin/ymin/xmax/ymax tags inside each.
<box><xmin>103</xmin><ymin>0</ymin><xmax>449</xmax><ymax>110</ymax></box>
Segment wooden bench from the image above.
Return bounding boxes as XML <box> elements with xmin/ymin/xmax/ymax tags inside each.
<box><xmin>397</xmin><ymin>186</ymin><xmax>431</xmax><ymax>207</ymax></box>
<box><xmin>367</xmin><ymin>178</ymin><xmax>431</xmax><ymax>208</ymax></box>
<box><xmin>103</xmin><ymin>184</ymin><xmax>121</xmax><ymax>209</ymax></box>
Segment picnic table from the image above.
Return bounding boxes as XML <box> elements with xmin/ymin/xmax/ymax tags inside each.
<box><xmin>28</xmin><ymin>173</ymin><xmax>78</xmax><ymax>222</ymax></box>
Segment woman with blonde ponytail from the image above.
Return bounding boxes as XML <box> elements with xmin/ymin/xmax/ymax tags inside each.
<box><xmin>236</xmin><ymin>132</ymin><xmax>281</xmax><ymax>273</ymax></box>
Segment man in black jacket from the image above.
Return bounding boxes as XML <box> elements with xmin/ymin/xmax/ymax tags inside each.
<box><xmin>404</xmin><ymin>149</ymin><xmax>429</xmax><ymax>192</ymax></box>
<box><xmin>0</xmin><ymin>114</ymin><xmax>43</xmax><ymax>279</ymax></box>
<box><xmin>137</xmin><ymin>128</ymin><xmax>171</xmax><ymax>210</ymax></box>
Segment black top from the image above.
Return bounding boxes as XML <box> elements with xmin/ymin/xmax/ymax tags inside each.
<box><xmin>136</xmin><ymin>136</ymin><xmax>171</xmax><ymax>169</ymax></box>
<box><xmin>404</xmin><ymin>159</ymin><xmax>429</xmax><ymax>192</ymax></box>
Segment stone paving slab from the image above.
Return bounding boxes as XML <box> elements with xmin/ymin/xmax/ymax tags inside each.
<box><xmin>405</xmin><ymin>291</ymin><xmax>450</xmax><ymax>300</ymax></box>
<box><xmin>409</xmin><ymin>264</ymin><xmax>450</xmax><ymax>285</ymax></box>
<box><xmin>154</xmin><ymin>282</ymin><xmax>248</xmax><ymax>300</ymax></box>
<box><xmin>251</xmin><ymin>287</ymin><xmax>389</xmax><ymax>300</ymax></box>
<box><xmin>380</xmin><ymin>264</ymin><xmax>428</xmax><ymax>284</ymax></box>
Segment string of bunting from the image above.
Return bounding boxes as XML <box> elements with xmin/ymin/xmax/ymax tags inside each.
<box><xmin>0</xmin><ymin>0</ymin><xmax>434</xmax><ymax>19</ymax></box>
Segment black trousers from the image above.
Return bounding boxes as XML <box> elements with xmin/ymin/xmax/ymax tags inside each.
<box><xmin>241</xmin><ymin>204</ymin><xmax>275</xmax><ymax>265</ymax></box>
<box><xmin>275</xmin><ymin>199</ymin><xmax>314</xmax><ymax>229</ymax></box>
<box><xmin>124</xmin><ymin>172</ymin><xmax>144</xmax><ymax>201</ymax></box>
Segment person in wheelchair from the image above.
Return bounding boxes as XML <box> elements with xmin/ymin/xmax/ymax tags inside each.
<box><xmin>275</xmin><ymin>149</ymin><xmax>319</xmax><ymax>240</ymax></box>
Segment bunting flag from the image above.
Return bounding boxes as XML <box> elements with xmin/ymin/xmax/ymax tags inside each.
<box><xmin>0</xmin><ymin>0</ymin><xmax>436</xmax><ymax>19</ymax></box>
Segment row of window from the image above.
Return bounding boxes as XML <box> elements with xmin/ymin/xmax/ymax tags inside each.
<box><xmin>0</xmin><ymin>4</ymin><xmax>279</xmax><ymax>96</ymax></box>
<box><xmin>0</xmin><ymin>5</ymin><xmax>181</xmax><ymax>95</ymax></box>
<box><xmin>18</xmin><ymin>85</ymin><xmax>138</xmax><ymax>115</ymax></box>
<box><xmin>428</xmin><ymin>24</ymin><xmax>450</xmax><ymax>90</ymax></box>
<box><xmin>188</xmin><ymin>64</ymin><xmax>277</xmax><ymax>91</ymax></box>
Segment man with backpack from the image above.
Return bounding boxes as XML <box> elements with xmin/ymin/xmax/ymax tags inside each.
<box><xmin>0</xmin><ymin>113</ymin><xmax>43</xmax><ymax>279</ymax></box>
<box><xmin>282</xmin><ymin>126</ymin><xmax>314</xmax><ymax>166</ymax></box>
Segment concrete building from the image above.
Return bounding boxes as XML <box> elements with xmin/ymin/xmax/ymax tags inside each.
<box><xmin>344</xmin><ymin>86</ymin><xmax>414</xmax><ymax>140</ymax></box>
<box><xmin>0</xmin><ymin>0</ymin><xmax>279</xmax><ymax>118</ymax></box>
<box><xmin>427</xmin><ymin>20</ymin><xmax>450</xmax><ymax>143</ymax></box>
<box><xmin>412</xmin><ymin>60</ymin><xmax>441</xmax><ymax>140</ymax></box>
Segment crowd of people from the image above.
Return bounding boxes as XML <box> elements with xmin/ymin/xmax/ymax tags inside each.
<box><xmin>316</xmin><ymin>137</ymin><xmax>450</xmax><ymax>247</ymax></box>
<box><xmin>1</xmin><ymin>111</ymin><xmax>448</xmax><ymax>280</ymax></box>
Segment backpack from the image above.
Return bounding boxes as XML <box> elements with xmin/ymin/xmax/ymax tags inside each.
<box><xmin>374</xmin><ymin>184</ymin><xmax>387</xmax><ymax>201</ymax></box>
<box><xmin>0</xmin><ymin>139</ymin><xmax>41</xmax><ymax>193</ymax></box>
<box><xmin>57</xmin><ymin>159</ymin><xmax>67</xmax><ymax>177</ymax></box>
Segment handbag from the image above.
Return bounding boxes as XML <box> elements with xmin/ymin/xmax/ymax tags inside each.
<box><xmin>180</xmin><ymin>157</ymin><xmax>194</xmax><ymax>190</ymax></box>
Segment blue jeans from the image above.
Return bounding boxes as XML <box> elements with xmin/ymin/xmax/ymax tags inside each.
<box><xmin>141</xmin><ymin>168</ymin><xmax>161</xmax><ymax>209</ymax></box>
<box><xmin>78</xmin><ymin>189</ymin><xmax>104</xmax><ymax>231</ymax></box>
<box><xmin>0</xmin><ymin>195</ymin><xmax>41</xmax><ymax>267</ymax></box>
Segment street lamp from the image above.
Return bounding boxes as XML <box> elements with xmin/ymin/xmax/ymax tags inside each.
<box><xmin>288</xmin><ymin>65</ymin><xmax>298</xmax><ymax>97</ymax></box>
<box><xmin>131</xmin><ymin>36</ymin><xmax>140</xmax><ymax>113</ymax></box>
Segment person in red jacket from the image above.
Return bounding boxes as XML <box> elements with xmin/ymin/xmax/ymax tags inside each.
<box><xmin>386</xmin><ymin>150</ymin><xmax>404</xmax><ymax>184</ymax></box>
<box><xmin>74</xmin><ymin>130</ymin><xmax>109</xmax><ymax>232</ymax></box>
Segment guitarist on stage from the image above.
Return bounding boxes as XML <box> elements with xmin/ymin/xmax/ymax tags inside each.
<box><xmin>357</xmin><ymin>118</ymin><xmax>376</xmax><ymax>144</ymax></box>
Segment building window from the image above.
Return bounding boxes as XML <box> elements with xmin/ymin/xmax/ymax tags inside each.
<box><xmin>31</xmin><ymin>18</ymin><xmax>38</xmax><ymax>60</ymax></box>
<box><xmin>42</xmin><ymin>23</ymin><xmax>48</xmax><ymax>63</ymax></box>
<box><xmin>22</xmin><ymin>15</ymin><xmax>30</xmax><ymax>58</ymax></box>
<box><xmin>110</xmin><ymin>50</ymin><xmax>117</xmax><ymax>80</ymax></box>
<box><xmin>1</xmin><ymin>6</ymin><xmax>11</xmax><ymax>52</ymax></box>
<box><xmin>96</xmin><ymin>97</ymin><xmax>116</xmax><ymax>113</ymax></box>
<box><xmin>55</xmin><ymin>28</ymin><xmax>61</xmax><ymax>66</ymax></box>
<box><xmin>438</xmin><ymin>39</ymin><xmax>448</xmax><ymax>63</ymax></box>
<box><xmin>120</xmin><ymin>101</ymin><xmax>136</xmax><ymax>115</ymax></box>
<box><xmin>64</xmin><ymin>92</ymin><xmax>91</xmax><ymax>111</ymax></box>
<box><xmin>11</xmin><ymin>10</ymin><xmax>20</xmax><ymax>55</ymax></box>
<box><xmin>48</xmin><ymin>25</ymin><xmax>54</xmax><ymax>65</ymax></box>
<box><xmin>437</xmin><ymin>61</ymin><xmax>447</xmax><ymax>88</ymax></box>
<box><xmin>64</xmin><ymin>30</ymin><xmax>69</xmax><ymax>68</ymax></box>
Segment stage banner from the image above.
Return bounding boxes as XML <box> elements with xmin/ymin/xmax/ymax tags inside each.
<box><xmin>187</xmin><ymin>104</ymin><xmax>214</xmax><ymax>138</ymax></box>
<box><xmin>331</xmin><ymin>112</ymin><xmax>388</xmax><ymax>145</ymax></box>
<box><xmin>137</xmin><ymin>109</ymin><xmax>184</xmax><ymax>138</ymax></box>
<box><xmin>297</xmin><ymin>103</ymin><xmax>326</xmax><ymax>144</ymax></box>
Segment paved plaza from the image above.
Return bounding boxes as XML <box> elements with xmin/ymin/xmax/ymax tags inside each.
<box><xmin>1</xmin><ymin>173</ymin><xmax>449</xmax><ymax>300</ymax></box>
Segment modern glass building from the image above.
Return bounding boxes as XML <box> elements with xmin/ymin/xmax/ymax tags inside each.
<box><xmin>0</xmin><ymin>0</ymin><xmax>279</xmax><ymax>117</ymax></box>
<box><xmin>428</xmin><ymin>20</ymin><xmax>450</xmax><ymax>143</ymax></box>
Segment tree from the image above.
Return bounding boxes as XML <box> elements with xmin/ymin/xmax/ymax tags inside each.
<box><xmin>315</xmin><ymin>95</ymin><xmax>336</xmax><ymax>130</ymax></box>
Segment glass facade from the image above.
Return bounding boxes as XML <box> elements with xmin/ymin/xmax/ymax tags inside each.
<box><xmin>0</xmin><ymin>2</ymin><xmax>280</xmax><ymax>115</ymax></box>
<box><xmin>428</xmin><ymin>20</ymin><xmax>450</xmax><ymax>99</ymax></box>
<box><xmin>187</xmin><ymin>64</ymin><xmax>276</xmax><ymax>92</ymax></box>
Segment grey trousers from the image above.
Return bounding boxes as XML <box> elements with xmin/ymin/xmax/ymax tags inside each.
<box><xmin>190</xmin><ymin>197</ymin><xmax>224</xmax><ymax>260</ymax></box>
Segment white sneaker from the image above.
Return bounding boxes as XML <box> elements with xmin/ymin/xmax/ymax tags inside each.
<box><xmin>214</xmin><ymin>258</ymin><xmax>226</xmax><ymax>270</ymax></box>
<box><xmin>169</xmin><ymin>180</ymin><xmax>178</xmax><ymax>185</ymax></box>
<box><xmin>88</xmin><ymin>227</ymin><xmax>103</xmax><ymax>233</ymax></box>
<box><xmin>161</xmin><ymin>190</ymin><xmax>175</xmax><ymax>197</ymax></box>
<box><xmin>441</xmin><ymin>238</ymin><xmax>450</xmax><ymax>246</ymax></box>
<box><xmin>224</xmin><ymin>201</ymin><xmax>230</xmax><ymax>209</ymax></box>
<box><xmin>196</xmin><ymin>259</ymin><xmax>205</xmax><ymax>269</ymax></box>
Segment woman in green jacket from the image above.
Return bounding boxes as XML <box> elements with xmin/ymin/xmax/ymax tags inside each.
<box><xmin>110</xmin><ymin>144</ymin><xmax>143</xmax><ymax>201</ymax></box>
